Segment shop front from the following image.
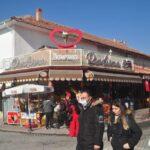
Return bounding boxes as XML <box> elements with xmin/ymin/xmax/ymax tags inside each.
<box><xmin>0</xmin><ymin>48</ymin><xmax>149</xmax><ymax>125</ymax></box>
<box><xmin>2</xmin><ymin>84</ymin><xmax>54</xmax><ymax>127</ymax></box>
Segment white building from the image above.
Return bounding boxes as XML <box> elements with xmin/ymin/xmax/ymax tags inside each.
<box><xmin>0</xmin><ymin>9</ymin><xmax>149</xmax><ymax>74</ymax></box>
<box><xmin>0</xmin><ymin>9</ymin><xmax>149</xmax><ymax>113</ymax></box>
<box><xmin>0</xmin><ymin>9</ymin><xmax>96</xmax><ymax>60</ymax></box>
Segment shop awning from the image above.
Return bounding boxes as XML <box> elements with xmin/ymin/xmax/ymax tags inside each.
<box><xmin>49</xmin><ymin>70</ymin><xmax>83</xmax><ymax>81</ymax></box>
<box><xmin>2</xmin><ymin>84</ymin><xmax>54</xmax><ymax>97</ymax></box>
<box><xmin>85</xmin><ymin>71</ymin><xmax>142</xmax><ymax>83</ymax></box>
<box><xmin>143</xmin><ymin>75</ymin><xmax>150</xmax><ymax>80</ymax></box>
<box><xmin>0</xmin><ymin>71</ymin><xmax>44</xmax><ymax>84</ymax></box>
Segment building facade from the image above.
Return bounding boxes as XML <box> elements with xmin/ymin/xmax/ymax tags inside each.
<box><xmin>0</xmin><ymin>9</ymin><xmax>149</xmax><ymax>111</ymax></box>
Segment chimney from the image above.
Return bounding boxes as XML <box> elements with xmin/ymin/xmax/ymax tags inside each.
<box><xmin>35</xmin><ymin>8</ymin><xmax>42</xmax><ymax>21</ymax></box>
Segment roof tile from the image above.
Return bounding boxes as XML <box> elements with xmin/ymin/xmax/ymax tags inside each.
<box><xmin>10</xmin><ymin>16</ymin><xmax>149</xmax><ymax>58</ymax></box>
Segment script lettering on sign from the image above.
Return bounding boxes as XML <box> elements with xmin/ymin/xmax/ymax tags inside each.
<box><xmin>10</xmin><ymin>56</ymin><xmax>47</xmax><ymax>70</ymax></box>
<box><xmin>86</xmin><ymin>51</ymin><xmax>133</xmax><ymax>71</ymax></box>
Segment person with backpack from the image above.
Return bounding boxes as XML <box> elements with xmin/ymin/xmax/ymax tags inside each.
<box><xmin>107</xmin><ymin>100</ymin><xmax>142</xmax><ymax>150</ymax></box>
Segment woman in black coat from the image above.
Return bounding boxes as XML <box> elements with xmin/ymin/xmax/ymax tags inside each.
<box><xmin>107</xmin><ymin>100</ymin><xmax>142</xmax><ymax>150</ymax></box>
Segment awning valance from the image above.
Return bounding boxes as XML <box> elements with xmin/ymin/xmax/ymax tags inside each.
<box><xmin>143</xmin><ymin>75</ymin><xmax>150</xmax><ymax>80</ymax></box>
<box><xmin>49</xmin><ymin>70</ymin><xmax>83</xmax><ymax>81</ymax></box>
<box><xmin>85</xmin><ymin>71</ymin><xmax>142</xmax><ymax>83</ymax></box>
<box><xmin>0</xmin><ymin>71</ymin><xmax>44</xmax><ymax>83</ymax></box>
<box><xmin>0</xmin><ymin>70</ymin><xmax>83</xmax><ymax>83</ymax></box>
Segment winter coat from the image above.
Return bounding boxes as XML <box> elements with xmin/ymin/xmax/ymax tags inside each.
<box><xmin>107</xmin><ymin>113</ymin><xmax>142</xmax><ymax>150</ymax></box>
<box><xmin>77</xmin><ymin>103</ymin><xmax>104</xmax><ymax>150</ymax></box>
<box><xmin>43</xmin><ymin>98</ymin><xmax>55</xmax><ymax>113</ymax></box>
<box><xmin>69</xmin><ymin>105</ymin><xmax>79</xmax><ymax>137</ymax></box>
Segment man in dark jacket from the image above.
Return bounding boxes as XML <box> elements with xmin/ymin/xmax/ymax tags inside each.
<box><xmin>76</xmin><ymin>90</ymin><xmax>104</xmax><ymax>150</ymax></box>
<box><xmin>43</xmin><ymin>93</ymin><xmax>55</xmax><ymax>129</ymax></box>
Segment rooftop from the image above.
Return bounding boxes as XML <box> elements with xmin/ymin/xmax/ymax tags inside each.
<box><xmin>2</xmin><ymin>9</ymin><xmax>149</xmax><ymax>59</ymax></box>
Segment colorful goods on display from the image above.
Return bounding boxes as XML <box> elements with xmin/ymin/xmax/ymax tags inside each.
<box><xmin>7</xmin><ymin>112</ymin><xmax>20</xmax><ymax>124</ymax></box>
<box><xmin>2</xmin><ymin>84</ymin><xmax>53</xmax><ymax>128</ymax></box>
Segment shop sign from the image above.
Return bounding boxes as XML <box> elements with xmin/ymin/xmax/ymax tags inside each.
<box><xmin>10</xmin><ymin>56</ymin><xmax>47</xmax><ymax>70</ymax></box>
<box><xmin>7</xmin><ymin>112</ymin><xmax>20</xmax><ymax>124</ymax></box>
<box><xmin>21</xmin><ymin>112</ymin><xmax>36</xmax><ymax>119</ymax></box>
<box><xmin>86</xmin><ymin>51</ymin><xmax>133</xmax><ymax>71</ymax></box>
<box><xmin>2</xmin><ymin>51</ymin><xmax>49</xmax><ymax>71</ymax></box>
<box><xmin>51</xmin><ymin>49</ymin><xmax>82</xmax><ymax>66</ymax></box>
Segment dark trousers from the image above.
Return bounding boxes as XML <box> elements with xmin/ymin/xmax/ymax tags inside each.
<box><xmin>76</xmin><ymin>143</ymin><xmax>103</xmax><ymax>150</ymax></box>
<box><xmin>45</xmin><ymin>112</ymin><xmax>53</xmax><ymax>128</ymax></box>
<box><xmin>76</xmin><ymin>144</ymin><xmax>94</xmax><ymax>150</ymax></box>
<box><xmin>111</xmin><ymin>138</ymin><xmax>134</xmax><ymax>150</ymax></box>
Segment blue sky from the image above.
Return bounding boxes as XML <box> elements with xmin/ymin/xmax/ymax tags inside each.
<box><xmin>0</xmin><ymin>0</ymin><xmax>150</xmax><ymax>54</ymax></box>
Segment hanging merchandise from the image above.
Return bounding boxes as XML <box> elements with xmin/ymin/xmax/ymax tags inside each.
<box><xmin>144</xmin><ymin>80</ymin><xmax>150</xmax><ymax>92</ymax></box>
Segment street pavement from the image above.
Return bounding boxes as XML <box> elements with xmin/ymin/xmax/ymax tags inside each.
<box><xmin>0</xmin><ymin>126</ymin><xmax>149</xmax><ymax>150</ymax></box>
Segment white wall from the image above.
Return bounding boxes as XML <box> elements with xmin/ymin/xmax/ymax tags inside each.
<box><xmin>78</xmin><ymin>40</ymin><xmax>98</xmax><ymax>51</ymax></box>
<box><xmin>14</xmin><ymin>26</ymin><xmax>54</xmax><ymax>56</ymax></box>
<box><xmin>14</xmin><ymin>25</ymin><xmax>100</xmax><ymax>56</ymax></box>
<box><xmin>0</xmin><ymin>29</ymin><xmax>14</xmax><ymax>61</ymax></box>
<box><xmin>0</xmin><ymin>29</ymin><xmax>14</xmax><ymax>72</ymax></box>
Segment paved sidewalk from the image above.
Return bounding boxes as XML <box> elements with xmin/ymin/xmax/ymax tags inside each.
<box><xmin>0</xmin><ymin>119</ymin><xmax>149</xmax><ymax>136</ymax></box>
<box><xmin>0</xmin><ymin>127</ymin><xmax>149</xmax><ymax>150</ymax></box>
<box><xmin>0</xmin><ymin>124</ymin><xmax>69</xmax><ymax>136</ymax></box>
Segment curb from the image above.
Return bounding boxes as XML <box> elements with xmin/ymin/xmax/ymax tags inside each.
<box><xmin>0</xmin><ymin>128</ymin><xmax>68</xmax><ymax>136</ymax></box>
<box><xmin>0</xmin><ymin>121</ymin><xmax>149</xmax><ymax>137</ymax></box>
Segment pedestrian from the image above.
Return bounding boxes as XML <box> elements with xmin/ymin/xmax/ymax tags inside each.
<box><xmin>107</xmin><ymin>100</ymin><xmax>142</xmax><ymax>150</ymax></box>
<box><xmin>63</xmin><ymin>91</ymin><xmax>72</xmax><ymax>127</ymax></box>
<box><xmin>43</xmin><ymin>93</ymin><xmax>55</xmax><ymax>129</ymax></box>
<box><xmin>76</xmin><ymin>89</ymin><xmax>104</xmax><ymax>150</ymax></box>
<box><xmin>68</xmin><ymin>96</ymin><xmax>80</xmax><ymax>137</ymax></box>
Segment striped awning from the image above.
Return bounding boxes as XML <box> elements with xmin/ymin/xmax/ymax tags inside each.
<box><xmin>143</xmin><ymin>75</ymin><xmax>150</xmax><ymax>80</ymax></box>
<box><xmin>85</xmin><ymin>71</ymin><xmax>142</xmax><ymax>83</ymax></box>
<box><xmin>0</xmin><ymin>70</ymin><xmax>83</xmax><ymax>83</ymax></box>
<box><xmin>0</xmin><ymin>71</ymin><xmax>45</xmax><ymax>84</ymax></box>
<box><xmin>49</xmin><ymin>70</ymin><xmax>83</xmax><ymax>81</ymax></box>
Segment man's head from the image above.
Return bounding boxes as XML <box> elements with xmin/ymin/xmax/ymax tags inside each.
<box><xmin>79</xmin><ymin>89</ymin><xmax>92</xmax><ymax>107</ymax></box>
